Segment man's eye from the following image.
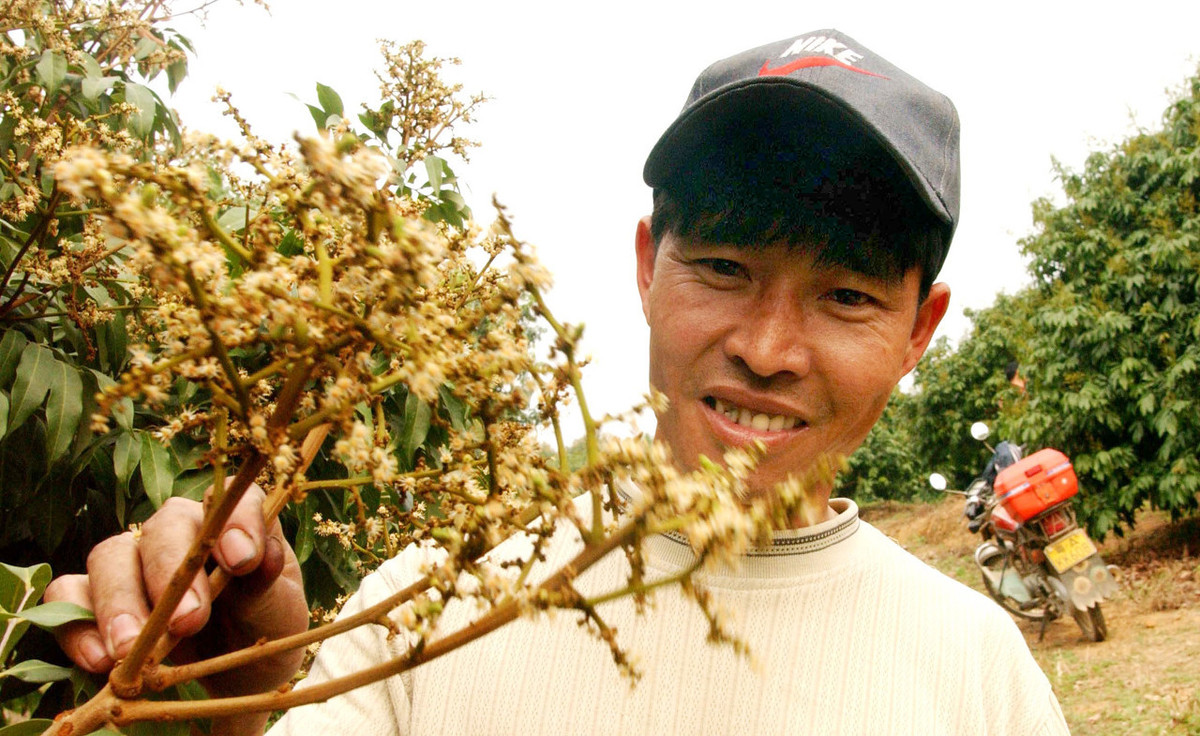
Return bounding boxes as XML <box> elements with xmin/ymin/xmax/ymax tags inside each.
<box><xmin>826</xmin><ymin>288</ymin><xmax>874</xmax><ymax>307</ymax></box>
<box><xmin>698</xmin><ymin>258</ymin><xmax>744</xmax><ymax>278</ymax></box>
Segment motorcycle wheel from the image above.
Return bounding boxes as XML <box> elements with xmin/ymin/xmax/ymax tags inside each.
<box><xmin>977</xmin><ymin>548</ymin><xmax>1048</xmax><ymax>621</ymax></box>
<box><xmin>1072</xmin><ymin>603</ymin><xmax>1107</xmax><ymax>642</ymax></box>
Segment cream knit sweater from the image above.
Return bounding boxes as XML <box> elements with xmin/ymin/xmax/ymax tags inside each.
<box><xmin>270</xmin><ymin>498</ymin><xmax>1069</xmax><ymax>735</ymax></box>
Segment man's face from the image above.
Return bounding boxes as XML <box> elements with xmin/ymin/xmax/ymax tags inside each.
<box><xmin>635</xmin><ymin>217</ymin><xmax>949</xmax><ymax>504</ymax></box>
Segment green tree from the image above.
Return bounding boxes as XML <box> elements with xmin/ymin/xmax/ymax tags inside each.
<box><xmin>1014</xmin><ymin>66</ymin><xmax>1200</xmax><ymax>537</ymax></box>
<box><xmin>0</xmin><ymin>0</ymin><xmax>191</xmax><ymax>575</ymax></box>
<box><xmin>835</xmin><ymin>390</ymin><xmax>927</xmax><ymax>502</ymax></box>
<box><xmin>840</xmin><ymin>289</ymin><xmax>1041</xmax><ymax>503</ymax></box>
<box><xmin>904</xmin><ymin>291</ymin><xmax>1041</xmax><ymax>491</ymax></box>
<box><xmin>0</xmin><ymin>3</ymin><xmax>490</xmax><ymax>724</ymax></box>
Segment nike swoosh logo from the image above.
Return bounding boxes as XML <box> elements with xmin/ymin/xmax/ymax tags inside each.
<box><xmin>758</xmin><ymin>57</ymin><xmax>887</xmax><ymax>79</ymax></box>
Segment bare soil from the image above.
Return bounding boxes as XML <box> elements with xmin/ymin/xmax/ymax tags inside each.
<box><xmin>863</xmin><ymin>498</ymin><xmax>1200</xmax><ymax>735</ymax></box>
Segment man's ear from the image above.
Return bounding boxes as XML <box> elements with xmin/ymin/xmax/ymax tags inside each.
<box><xmin>635</xmin><ymin>216</ymin><xmax>657</xmax><ymax>322</ymax></box>
<box><xmin>901</xmin><ymin>281</ymin><xmax>950</xmax><ymax>375</ymax></box>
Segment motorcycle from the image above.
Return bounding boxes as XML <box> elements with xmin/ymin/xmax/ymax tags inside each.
<box><xmin>929</xmin><ymin>423</ymin><xmax>1118</xmax><ymax>642</ymax></box>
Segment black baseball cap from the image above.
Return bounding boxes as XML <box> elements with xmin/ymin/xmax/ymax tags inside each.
<box><xmin>644</xmin><ymin>30</ymin><xmax>960</xmax><ymax>260</ymax></box>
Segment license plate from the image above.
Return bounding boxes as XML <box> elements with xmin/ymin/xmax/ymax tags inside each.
<box><xmin>1045</xmin><ymin>529</ymin><xmax>1097</xmax><ymax>572</ymax></box>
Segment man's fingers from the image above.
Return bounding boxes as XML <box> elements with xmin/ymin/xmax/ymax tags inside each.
<box><xmin>48</xmin><ymin>482</ymin><xmax>304</xmax><ymax>688</ymax></box>
<box><xmin>211</xmin><ymin>532</ymin><xmax>309</xmax><ymax>694</ymax></box>
<box><xmin>43</xmin><ymin>574</ymin><xmax>112</xmax><ymax>673</ymax></box>
<box><xmin>84</xmin><ymin>532</ymin><xmax>152</xmax><ymax>661</ymax></box>
<box><xmin>139</xmin><ymin>497</ymin><xmax>212</xmax><ymax>638</ymax></box>
<box><xmin>207</xmin><ymin>483</ymin><xmax>269</xmax><ymax>575</ymax></box>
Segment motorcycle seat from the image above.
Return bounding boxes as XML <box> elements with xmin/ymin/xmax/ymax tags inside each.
<box><xmin>991</xmin><ymin>504</ymin><xmax>1021</xmax><ymax>533</ymax></box>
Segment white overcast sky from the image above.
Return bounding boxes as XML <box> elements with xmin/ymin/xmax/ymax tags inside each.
<box><xmin>166</xmin><ymin>0</ymin><xmax>1200</xmax><ymax>437</ymax></box>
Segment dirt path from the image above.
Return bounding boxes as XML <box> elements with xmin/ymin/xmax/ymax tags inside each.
<box><xmin>864</xmin><ymin>499</ymin><xmax>1200</xmax><ymax>735</ymax></box>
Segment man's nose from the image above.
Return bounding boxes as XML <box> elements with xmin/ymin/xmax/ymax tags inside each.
<box><xmin>724</xmin><ymin>297</ymin><xmax>812</xmax><ymax>380</ymax></box>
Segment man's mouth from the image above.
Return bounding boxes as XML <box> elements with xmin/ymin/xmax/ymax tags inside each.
<box><xmin>704</xmin><ymin>397</ymin><xmax>804</xmax><ymax>432</ymax></box>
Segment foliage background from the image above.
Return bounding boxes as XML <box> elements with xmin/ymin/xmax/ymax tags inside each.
<box><xmin>0</xmin><ymin>4</ymin><xmax>500</xmax><ymax>727</ymax></box>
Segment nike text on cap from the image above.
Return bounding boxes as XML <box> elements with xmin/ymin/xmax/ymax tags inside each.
<box><xmin>643</xmin><ymin>30</ymin><xmax>960</xmax><ymax>253</ymax></box>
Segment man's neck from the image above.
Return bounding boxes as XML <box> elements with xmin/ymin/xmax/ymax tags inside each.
<box><xmin>787</xmin><ymin>500</ymin><xmax>838</xmax><ymax>528</ymax></box>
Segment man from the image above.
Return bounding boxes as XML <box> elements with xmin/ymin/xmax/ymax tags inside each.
<box><xmin>1006</xmin><ymin>360</ymin><xmax>1028</xmax><ymax>394</ymax></box>
<box><xmin>50</xmin><ymin>30</ymin><xmax>1070</xmax><ymax>734</ymax></box>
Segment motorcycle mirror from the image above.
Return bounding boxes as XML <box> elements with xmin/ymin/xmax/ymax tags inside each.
<box><xmin>970</xmin><ymin>422</ymin><xmax>990</xmax><ymax>441</ymax></box>
<box><xmin>928</xmin><ymin>473</ymin><xmax>948</xmax><ymax>491</ymax></box>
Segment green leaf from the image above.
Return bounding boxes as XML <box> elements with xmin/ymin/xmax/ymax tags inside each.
<box><xmin>438</xmin><ymin>385</ymin><xmax>468</xmax><ymax>433</ymax></box>
<box><xmin>425</xmin><ymin>155</ymin><xmax>445</xmax><ymax>192</ymax></box>
<box><xmin>172</xmin><ymin>468</ymin><xmax>213</xmax><ymax>501</ymax></box>
<box><xmin>277</xmin><ymin>229</ymin><xmax>305</xmax><ymax>257</ymax></box>
<box><xmin>305</xmin><ymin>103</ymin><xmax>326</xmax><ymax>131</ymax></box>
<box><xmin>0</xmin><ymin>392</ymin><xmax>8</xmax><ymax>440</ymax></box>
<box><xmin>16</xmin><ymin>600</ymin><xmax>94</xmax><ymax>628</ymax></box>
<box><xmin>0</xmin><ymin>561</ymin><xmax>51</xmax><ymax>617</ymax></box>
<box><xmin>314</xmin><ymin>533</ymin><xmax>361</xmax><ymax>594</ymax></box>
<box><xmin>101</xmin><ymin>309</ymin><xmax>130</xmax><ymax>375</ymax></box>
<box><xmin>0</xmin><ymin>612</ymin><xmax>29</xmax><ymax>668</ymax></box>
<box><xmin>169</xmin><ymin>434</ymin><xmax>207</xmax><ymax>473</ymax></box>
<box><xmin>0</xmin><ymin>562</ymin><xmax>52</xmax><ymax>664</ymax></box>
<box><xmin>358</xmin><ymin>110</ymin><xmax>383</xmax><ymax>139</ymax></box>
<box><xmin>148</xmin><ymin>84</ymin><xmax>183</xmax><ymax>152</ymax></box>
<box><xmin>133</xmin><ymin>36</ymin><xmax>158</xmax><ymax>60</ymax></box>
<box><xmin>216</xmin><ymin>204</ymin><xmax>253</xmax><ymax>232</ymax></box>
<box><xmin>294</xmin><ymin>494</ymin><xmax>316</xmax><ymax>564</ymax></box>
<box><xmin>113</xmin><ymin>430</ymin><xmax>142</xmax><ymax>494</ymax></box>
<box><xmin>82</xmin><ymin>75</ymin><xmax>117</xmax><ymax>101</ymax></box>
<box><xmin>0</xmin><ymin>719</ymin><xmax>55</xmax><ymax>736</ymax></box>
<box><xmin>139</xmin><ymin>433</ymin><xmax>180</xmax><ymax>508</ymax></box>
<box><xmin>35</xmin><ymin>49</ymin><xmax>66</xmax><ymax>94</ymax></box>
<box><xmin>167</xmin><ymin>56</ymin><xmax>188</xmax><ymax>94</ymax></box>
<box><xmin>114</xmin><ymin>395</ymin><xmax>134</xmax><ymax>431</ymax></box>
<box><xmin>7</xmin><ymin>342</ymin><xmax>55</xmax><ymax>434</ymax></box>
<box><xmin>0</xmin><ymin>659</ymin><xmax>73</xmax><ymax>683</ymax></box>
<box><xmin>315</xmin><ymin>82</ymin><xmax>343</xmax><ymax>118</ymax></box>
<box><xmin>400</xmin><ymin>391</ymin><xmax>432</xmax><ymax>466</ymax></box>
<box><xmin>45</xmin><ymin>361</ymin><xmax>84</xmax><ymax>463</ymax></box>
<box><xmin>0</xmin><ymin>329</ymin><xmax>29</xmax><ymax>388</ymax></box>
<box><xmin>79</xmin><ymin>52</ymin><xmax>102</xmax><ymax>78</ymax></box>
<box><xmin>92</xmin><ymin>371</ymin><xmax>133</xmax><ymax>430</ymax></box>
<box><xmin>124</xmin><ymin>83</ymin><xmax>157</xmax><ymax>138</ymax></box>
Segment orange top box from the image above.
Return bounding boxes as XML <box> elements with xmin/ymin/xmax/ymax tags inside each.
<box><xmin>993</xmin><ymin>448</ymin><xmax>1078</xmax><ymax>523</ymax></box>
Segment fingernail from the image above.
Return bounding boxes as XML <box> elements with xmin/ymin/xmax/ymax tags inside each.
<box><xmin>171</xmin><ymin>589</ymin><xmax>201</xmax><ymax>623</ymax></box>
<box><xmin>80</xmin><ymin>632</ymin><xmax>111</xmax><ymax>671</ymax></box>
<box><xmin>220</xmin><ymin>528</ymin><xmax>257</xmax><ymax>570</ymax></box>
<box><xmin>106</xmin><ymin>613</ymin><xmax>141</xmax><ymax>659</ymax></box>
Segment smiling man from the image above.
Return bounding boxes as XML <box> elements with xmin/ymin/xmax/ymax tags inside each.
<box><xmin>52</xmin><ymin>29</ymin><xmax>1071</xmax><ymax>735</ymax></box>
<box><xmin>634</xmin><ymin>32</ymin><xmax>957</xmax><ymax>516</ymax></box>
<box><xmin>265</xmin><ymin>29</ymin><xmax>1069</xmax><ymax>735</ymax></box>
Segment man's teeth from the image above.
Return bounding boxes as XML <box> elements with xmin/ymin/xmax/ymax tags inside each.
<box><xmin>712</xmin><ymin>399</ymin><xmax>801</xmax><ymax>431</ymax></box>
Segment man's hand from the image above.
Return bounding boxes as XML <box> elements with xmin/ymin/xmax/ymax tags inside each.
<box><xmin>45</xmin><ymin>483</ymin><xmax>309</xmax><ymax>733</ymax></box>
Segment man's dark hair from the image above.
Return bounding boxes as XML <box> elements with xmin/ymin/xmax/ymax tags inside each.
<box><xmin>649</xmin><ymin>118</ymin><xmax>946</xmax><ymax>303</ymax></box>
<box><xmin>1005</xmin><ymin>360</ymin><xmax>1020</xmax><ymax>382</ymax></box>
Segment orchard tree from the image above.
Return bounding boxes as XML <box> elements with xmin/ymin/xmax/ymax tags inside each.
<box><xmin>834</xmin><ymin>390</ymin><xmax>926</xmax><ymax>502</ymax></box>
<box><xmin>840</xmin><ymin>290</ymin><xmax>1040</xmax><ymax>504</ymax></box>
<box><xmin>1015</xmin><ymin>67</ymin><xmax>1200</xmax><ymax>537</ymax></box>
<box><xmin>905</xmin><ymin>291</ymin><xmax>1041</xmax><ymax>492</ymax></box>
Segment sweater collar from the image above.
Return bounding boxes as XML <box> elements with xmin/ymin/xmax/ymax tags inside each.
<box><xmin>654</xmin><ymin>497</ymin><xmax>860</xmax><ymax>557</ymax></box>
<box><xmin>615</xmin><ymin>481</ymin><xmax>863</xmax><ymax>580</ymax></box>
